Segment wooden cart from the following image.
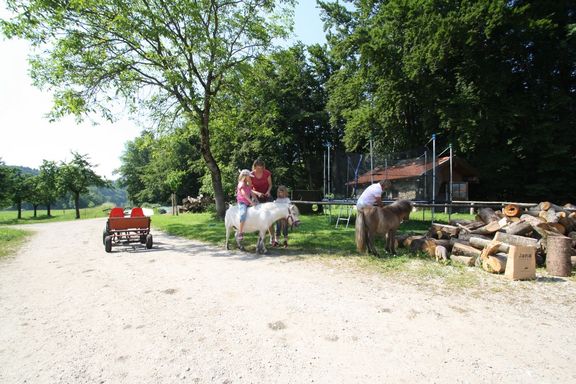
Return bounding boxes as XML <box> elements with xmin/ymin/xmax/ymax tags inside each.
<box><xmin>103</xmin><ymin>207</ymin><xmax>153</xmax><ymax>252</ymax></box>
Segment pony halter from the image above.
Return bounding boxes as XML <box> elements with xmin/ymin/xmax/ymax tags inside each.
<box><xmin>286</xmin><ymin>206</ymin><xmax>300</xmax><ymax>228</ymax></box>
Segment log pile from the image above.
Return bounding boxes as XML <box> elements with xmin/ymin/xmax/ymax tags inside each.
<box><xmin>400</xmin><ymin>202</ymin><xmax>576</xmax><ymax>277</ymax></box>
<box><xmin>180</xmin><ymin>195</ymin><xmax>213</xmax><ymax>213</ymax></box>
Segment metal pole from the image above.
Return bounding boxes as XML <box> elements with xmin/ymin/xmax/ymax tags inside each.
<box><xmin>323</xmin><ymin>150</ymin><xmax>326</xmax><ymax>196</ymax></box>
<box><xmin>449</xmin><ymin>144</ymin><xmax>453</xmax><ymax>220</ymax></box>
<box><xmin>370</xmin><ymin>138</ymin><xmax>374</xmax><ymax>184</ymax></box>
<box><xmin>432</xmin><ymin>133</ymin><xmax>436</xmax><ymax>223</ymax></box>
<box><xmin>327</xmin><ymin>143</ymin><xmax>331</xmax><ymax>195</ymax></box>
<box><xmin>424</xmin><ymin>151</ymin><xmax>427</xmax><ymax>201</ymax></box>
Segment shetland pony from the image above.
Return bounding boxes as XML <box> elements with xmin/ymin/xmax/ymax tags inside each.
<box><xmin>355</xmin><ymin>200</ymin><xmax>413</xmax><ymax>256</ymax></box>
<box><xmin>225</xmin><ymin>202</ymin><xmax>300</xmax><ymax>254</ymax></box>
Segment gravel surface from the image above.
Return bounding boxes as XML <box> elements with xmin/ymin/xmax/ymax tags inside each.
<box><xmin>1</xmin><ymin>218</ymin><xmax>575</xmax><ymax>384</ymax></box>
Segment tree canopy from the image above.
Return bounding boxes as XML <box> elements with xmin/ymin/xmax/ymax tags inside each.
<box><xmin>2</xmin><ymin>0</ymin><xmax>295</xmax><ymax>217</ymax></box>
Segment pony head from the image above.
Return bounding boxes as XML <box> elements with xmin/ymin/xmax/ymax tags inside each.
<box><xmin>287</xmin><ymin>204</ymin><xmax>301</xmax><ymax>228</ymax></box>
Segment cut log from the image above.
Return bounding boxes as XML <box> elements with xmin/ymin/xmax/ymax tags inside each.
<box><xmin>505</xmin><ymin>220</ymin><xmax>533</xmax><ymax>236</ymax></box>
<box><xmin>503</xmin><ymin>204</ymin><xmax>521</xmax><ymax>217</ymax></box>
<box><xmin>558</xmin><ymin>216</ymin><xmax>575</xmax><ymax>233</ymax></box>
<box><xmin>493</xmin><ymin>232</ymin><xmax>538</xmax><ymax>248</ymax></box>
<box><xmin>454</xmin><ymin>220</ymin><xmax>486</xmax><ymax>232</ymax></box>
<box><xmin>428</xmin><ymin>223</ymin><xmax>460</xmax><ymax>239</ymax></box>
<box><xmin>546</xmin><ymin>236</ymin><xmax>572</xmax><ymax>277</ymax></box>
<box><xmin>451</xmin><ymin>242</ymin><xmax>482</xmax><ymax>258</ymax></box>
<box><xmin>457</xmin><ymin>232</ymin><xmax>491</xmax><ymax>242</ymax></box>
<box><xmin>519</xmin><ymin>214</ymin><xmax>547</xmax><ymax>238</ymax></box>
<box><xmin>539</xmin><ymin>201</ymin><xmax>552</xmax><ymax>211</ymax></box>
<box><xmin>469</xmin><ymin>237</ymin><xmax>510</xmax><ymax>253</ymax></box>
<box><xmin>482</xmin><ymin>253</ymin><xmax>507</xmax><ymax>274</ymax></box>
<box><xmin>469</xmin><ymin>221</ymin><xmax>502</xmax><ymax>235</ymax></box>
<box><xmin>539</xmin><ymin>209</ymin><xmax>560</xmax><ymax>223</ymax></box>
<box><xmin>480</xmin><ymin>240</ymin><xmax>504</xmax><ymax>261</ymax></box>
<box><xmin>450</xmin><ymin>255</ymin><xmax>476</xmax><ymax>267</ymax></box>
<box><xmin>536</xmin><ymin>222</ymin><xmax>564</xmax><ymax>236</ymax></box>
<box><xmin>477</xmin><ymin>207</ymin><xmax>500</xmax><ymax>224</ymax></box>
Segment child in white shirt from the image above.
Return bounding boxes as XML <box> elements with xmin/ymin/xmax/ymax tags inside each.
<box><xmin>273</xmin><ymin>185</ymin><xmax>291</xmax><ymax>248</ymax></box>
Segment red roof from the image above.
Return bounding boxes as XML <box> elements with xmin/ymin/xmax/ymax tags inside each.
<box><xmin>349</xmin><ymin>156</ymin><xmax>451</xmax><ymax>185</ymax></box>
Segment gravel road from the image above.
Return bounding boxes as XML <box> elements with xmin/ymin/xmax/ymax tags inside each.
<box><xmin>1</xmin><ymin>218</ymin><xmax>575</xmax><ymax>384</ymax></box>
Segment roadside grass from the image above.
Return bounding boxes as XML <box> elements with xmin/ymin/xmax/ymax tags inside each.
<box><xmin>0</xmin><ymin>204</ymin><xmax>113</xmax><ymax>225</ymax></box>
<box><xmin>0</xmin><ymin>228</ymin><xmax>32</xmax><ymax>259</ymax></box>
<box><xmin>152</xmin><ymin>210</ymin><xmax>488</xmax><ymax>289</ymax></box>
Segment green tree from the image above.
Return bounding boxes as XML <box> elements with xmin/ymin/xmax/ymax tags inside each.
<box><xmin>58</xmin><ymin>152</ymin><xmax>108</xmax><ymax>219</ymax></box>
<box><xmin>0</xmin><ymin>159</ymin><xmax>13</xmax><ymax>208</ymax></box>
<box><xmin>321</xmin><ymin>0</ymin><xmax>576</xmax><ymax>201</ymax></box>
<box><xmin>2</xmin><ymin>0</ymin><xmax>295</xmax><ymax>218</ymax></box>
<box><xmin>8</xmin><ymin>170</ymin><xmax>33</xmax><ymax>219</ymax></box>
<box><xmin>209</xmin><ymin>44</ymin><xmax>334</xmax><ymax>195</ymax></box>
<box><xmin>37</xmin><ymin>160</ymin><xmax>60</xmax><ymax>216</ymax></box>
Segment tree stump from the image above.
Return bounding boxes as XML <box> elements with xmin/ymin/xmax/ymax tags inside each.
<box><xmin>546</xmin><ymin>236</ymin><xmax>572</xmax><ymax>277</ymax></box>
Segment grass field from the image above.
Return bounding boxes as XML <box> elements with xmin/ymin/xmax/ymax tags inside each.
<box><xmin>0</xmin><ymin>228</ymin><xmax>32</xmax><ymax>259</ymax></box>
<box><xmin>151</xmin><ymin>209</ymin><xmax>485</xmax><ymax>287</ymax></box>
<box><xmin>0</xmin><ymin>205</ymin><xmax>112</xmax><ymax>225</ymax></box>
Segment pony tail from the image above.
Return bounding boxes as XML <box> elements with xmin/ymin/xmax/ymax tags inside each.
<box><xmin>355</xmin><ymin>209</ymin><xmax>367</xmax><ymax>253</ymax></box>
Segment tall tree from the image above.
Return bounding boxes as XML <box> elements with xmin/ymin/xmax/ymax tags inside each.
<box><xmin>58</xmin><ymin>152</ymin><xmax>107</xmax><ymax>219</ymax></box>
<box><xmin>321</xmin><ymin>0</ymin><xmax>576</xmax><ymax>201</ymax></box>
<box><xmin>0</xmin><ymin>159</ymin><xmax>13</xmax><ymax>208</ymax></box>
<box><xmin>2</xmin><ymin>0</ymin><xmax>295</xmax><ymax>218</ymax></box>
<box><xmin>37</xmin><ymin>160</ymin><xmax>60</xmax><ymax>216</ymax></box>
<box><xmin>209</xmin><ymin>44</ymin><xmax>334</xmax><ymax>195</ymax></box>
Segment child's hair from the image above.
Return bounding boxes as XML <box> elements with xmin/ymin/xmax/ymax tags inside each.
<box><xmin>277</xmin><ymin>185</ymin><xmax>288</xmax><ymax>195</ymax></box>
<box><xmin>238</xmin><ymin>169</ymin><xmax>253</xmax><ymax>181</ymax></box>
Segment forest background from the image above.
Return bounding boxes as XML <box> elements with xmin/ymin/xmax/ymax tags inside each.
<box><xmin>1</xmin><ymin>0</ymin><xmax>574</xmax><ymax>214</ymax></box>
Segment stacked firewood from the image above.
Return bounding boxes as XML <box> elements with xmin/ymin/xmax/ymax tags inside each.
<box><xmin>180</xmin><ymin>195</ymin><xmax>213</xmax><ymax>213</ymax></box>
<box><xmin>399</xmin><ymin>202</ymin><xmax>576</xmax><ymax>276</ymax></box>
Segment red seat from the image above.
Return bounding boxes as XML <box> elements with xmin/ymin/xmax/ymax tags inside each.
<box><xmin>130</xmin><ymin>207</ymin><xmax>145</xmax><ymax>217</ymax></box>
<box><xmin>109</xmin><ymin>207</ymin><xmax>125</xmax><ymax>218</ymax></box>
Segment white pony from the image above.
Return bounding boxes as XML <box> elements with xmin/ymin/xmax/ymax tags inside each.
<box><xmin>225</xmin><ymin>202</ymin><xmax>300</xmax><ymax>253</ymax></box>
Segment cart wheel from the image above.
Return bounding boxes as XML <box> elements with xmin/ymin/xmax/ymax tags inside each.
<box><xmin>140</xmin><ymin>235</ymin><xmax>146</xmax><ymax>244</ymax></box>
<box><xmin>105</xmin><ymin>235</ymin><xmax>112</xmax><ymax>253</ymax></box>
<box><xmin>145</xmin><ymin>234</ymin><xmax>153</xmax><ymax>249</ymax></box>
<box><xmin>103</xmin><ymin>230</ymin><xmax>110</xmax><ymax>245</ymax></box>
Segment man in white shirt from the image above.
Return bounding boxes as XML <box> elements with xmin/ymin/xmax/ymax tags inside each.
<box><xmin>356</xmin><ymin>179</ymin><xmax>392</xmax><ymax>209</ymax></box>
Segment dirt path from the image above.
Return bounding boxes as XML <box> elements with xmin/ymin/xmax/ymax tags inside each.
<box><xmin>0</xmin><ymin>218</ymin><xmax>575</xmax><ymax>384</ymax></box>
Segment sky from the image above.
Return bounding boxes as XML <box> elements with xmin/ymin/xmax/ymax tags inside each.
<box><xmin>0</xmin><ymin>1</ymin><xmax>326</xmax><ymax>180</ymax></box>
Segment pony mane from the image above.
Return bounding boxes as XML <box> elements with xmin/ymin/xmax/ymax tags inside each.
<box><xmin>387</xmin><ymin>200</ymin><xmax>413</xmax><ymax>214</ymax></box>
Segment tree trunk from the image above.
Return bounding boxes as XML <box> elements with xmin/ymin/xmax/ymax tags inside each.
<box><xmin>469</xmin><ymin>220</ymin><xmax>502</xmax><ymax>235</ymax></box>
<box><xmin>33</xmin><ymin>204</ymin><xmax>38</xmax><ymax>218</ymax></box>
<box><xmin>482</xmin><ymin>253</ymin><xmax>507</xmax><ymax>274</ymax></box>
<box><xmin>493</xmin><ymin>232</ymin><xmax>538</xmax><ymax>248</ymax></box>
<box><xmin>450</xmin><ymin>255</ymin><xmax>476</xmax><ymax>266</ymax></box>
<box><xmin>469</xmin><ymin>237</ymin><xmax>510</xmax><ymax>253</ymax></box>
<box><xmin>428</xmin><ymin>223</ymin><xmax>459</xmax><ymax>239</ymax></box>
<box><xmin>505</xmin><ymin>220</ymin><xmax>533</xmax><ymax>236</ymax></box>
<box><xmin>198</xmin><ymin>107</ymin><xmax>226</xmax><ymax>219</ymax></box>
<box><xmin>451</xmin><ymin>242</ymin><xmax>482</xmax><ymax>258</ymax></box>
<box><xmin>477</xmin><ymin>207</ymin><xmax>500</xmax><ymax>224</ymax></box>
<box><xmin>503</xmin><ymin>204</ymin><xmax>521</xmax><ymax>217</ymax></box>
<box><xmin>546</xmin><ymin>235</ymin><xmax>572</xmax><ymax>277</ymax></box>
<box><xmin>47</xmin><ymin>203</ymin><xmax>52</xmax><ymax>217</ymax></box>
<box><xmin>74</xmin><ymin>192</ymin><xmax>81</xmax><ymax>219</ymax></box>
<box><xmin>17</xmin><ymin>201</ymin><xmax>22</xmax><ymax>219</ymax></box>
